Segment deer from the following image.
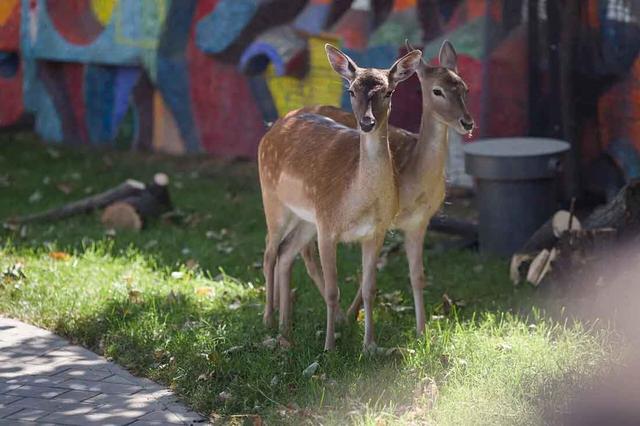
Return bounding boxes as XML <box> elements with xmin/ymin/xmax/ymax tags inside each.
<box><xmin>294</xmin><ymin>40</ymin><xmax>474</xmax><ymax>337</ymax></box>
<box><xmin>258</xmin><ymin>44</ymin><xmax>423</xmax><ymax>351</ymax></box>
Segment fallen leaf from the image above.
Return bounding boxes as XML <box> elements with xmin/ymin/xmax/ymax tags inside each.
<box><xmin>262</xmin><ymin>337</ymin><xmax>277</xmax><ymax>350</ymax></box>
<box><xmin>496</xmin><ymin>342</ymin><xmax>512</xmax><ymax>352</ymax></box>
<box><xmin>49</xmin><ymin>251</ymin><xmax>71</xmax><ymax>261</ymax></box>
<box><xmin>270</xmin><ymin>375</ymin><xmax>279</xmax><ymax>386</ymax></box>
<box><xmin>144</xmin><ymin>240</ymin><xmax>158</xmax><ymax>249</ymax></box>
<box><xmin>195</xmin><ymin>287</ymin><xmax>214</xmax><ymax>298</ymax></box>
<box><xmin>46</xmin><ymin>148</ymin><xmax>60</xmax><ymax>159</ymax></box>
<box><xmin>28</xmin><ymin>190</ymin><xmax>42</xmax><ymax>203</ymax></box>
<box><xmin>228</xmin><ymin>300</ymin><xmax>241</xmax><ymax>310</ymax></box>
<box><xmin>223</xmin><ymin>345</ymin><xmax>244</xmax><ymax>355</ymax></box>
<box><xmin>128</xmin><ymin>290</ymin><xmax>142</xmax><ymax>304</ymax></box>
<box><xmin>218</xmin><ymin>390</ymin><xmax>233</xmax><ymax>402</ymax></box>
<box><xmin>302</xmin><ymin>361</ymin><xmax>320</xmax><ymax>378</ymax></box>
<box><xmin>55</xmin><ymin>182</ymin><xmax>74</xmax><ymax>194</ymax></box>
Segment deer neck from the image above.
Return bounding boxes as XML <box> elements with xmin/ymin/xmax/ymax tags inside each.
<box><xmin>358</xmin><ymin>121</ymin><xmax>393</xmax><ymax>176</ymax></box>
<box><xmin>406</xmin><ymin>95</ymin><xmax>449</xmax><ymax>186</ymax></box>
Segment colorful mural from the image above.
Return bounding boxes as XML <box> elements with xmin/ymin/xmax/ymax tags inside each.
<box><xmin>0</xmin><ymin>0</ymin><xmax>639</xmax><ymax>184</ymax></box>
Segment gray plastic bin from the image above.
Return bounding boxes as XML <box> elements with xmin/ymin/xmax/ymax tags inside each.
<box><xmin>463</xmin><ymin>138</ymin><xmax>570</xmax><ymax>256</ymax></box>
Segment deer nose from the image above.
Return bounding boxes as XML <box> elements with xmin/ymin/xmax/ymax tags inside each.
<box><xmin>460</xmin><ymin>118</ymin><xmax>474</xmax><ymax>132</ymax></box>
<box><xmin>360</xmin><ymin>116</ymin><xmax>376</xmax><ymax>132</ymax></box>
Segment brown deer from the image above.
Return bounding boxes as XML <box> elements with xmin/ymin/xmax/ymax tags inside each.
<box><xmin>258</xmin><ymin>45</ymin><xmax>422</xmax><ymax>351</ymax></box>
<box><xmin>298</xmin><ymin>41</ymin><xmax>474</xmax><ymax>337</ymax></box>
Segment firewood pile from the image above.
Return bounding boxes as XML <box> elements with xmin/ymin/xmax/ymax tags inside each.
<box><xmin>511</xmin><ymin>180</ymin><xmax>640</xmax><ymax>289</ymax></box>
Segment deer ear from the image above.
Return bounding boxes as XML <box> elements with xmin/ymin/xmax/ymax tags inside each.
<box><xmin>325</xmin><ymin>44</ymin><xmax>358</xmax><ymax>82</ymax></box>
<box><xmin>439</xmin><ymin>40</ymin><xmax>458</xmax><ymax>72</ymax></box>
<box><xmin>388</xmin><ymin>49</ymin><xmax>422</xmax><ymax>86</ymax></box>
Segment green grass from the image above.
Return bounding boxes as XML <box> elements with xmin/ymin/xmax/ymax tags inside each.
<box><xmin>0</xmin><ymin>133</ymin><xmax>614</xmax><ymax>424</ymax></box>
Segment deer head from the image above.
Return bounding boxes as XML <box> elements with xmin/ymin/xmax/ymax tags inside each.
<box><xmin>326</xmin><ymin>44</ymin><xmax>422</xmax><ymax>133</ymax></box>
<box><xmin>409</xmin><ymin>40</ymin><xmax>474</xmax><ymax>135</ymax></box>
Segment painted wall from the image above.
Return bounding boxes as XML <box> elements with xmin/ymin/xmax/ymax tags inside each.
<box><xmin>0</xmin><ymin>0</ymin><xmax>638</xmax><ymax>182</ymax></box>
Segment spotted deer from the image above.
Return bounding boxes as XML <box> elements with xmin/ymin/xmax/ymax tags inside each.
<box><xmin>298</xmin><ymin>41</ymin><xmax>474</xmax><ymax>337</ymax></box>
<box><xmin>258</xmin><ymin>45</ymin><xmax>422</xmax><ymax>351</ymax></box>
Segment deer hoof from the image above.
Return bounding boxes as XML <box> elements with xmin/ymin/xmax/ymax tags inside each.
<box><xmin>263</xmin><ymin>312</ymin><xmax>275</xmax><ymax>328</ymax></box>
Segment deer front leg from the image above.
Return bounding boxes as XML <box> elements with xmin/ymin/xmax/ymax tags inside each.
<box><xmin>317</xmin><ymin>233</ymin><xmax>339</xmax><ymax>351</ymax></box>
<box><xmin>404</xmin><ymin>226</ymin><xmax>428</xmax><ymax>336</ymax></box>
<box><xmin>301</xmin><ymin>242</ymin><xmax>348</xmax><ymax>323</ymax></box>
<box><xmin>361</xmin><ymin>234</ymin><xmax>384</xmax><ymax>351</ymax></box>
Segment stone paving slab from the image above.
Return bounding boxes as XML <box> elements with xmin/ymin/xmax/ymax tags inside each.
<box><xmin>0</xmin><ymin>316</ymin><xmax>207</xmax><ymax>425</ymax></box>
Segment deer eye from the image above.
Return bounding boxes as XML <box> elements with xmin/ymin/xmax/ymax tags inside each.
<box><xmin>432</xmin><ymin>88</ymin><xmax>445</xmax><ymax>98</ymax></box>
<box><xmin>348</xmin><ymin>90</ymin><xmax>355</xmax><ymax>97</ymax></box>
<box><xmin>384</xmin><ymin>90</ymin><xmax>394</xmax><ymax>98</ymax></box>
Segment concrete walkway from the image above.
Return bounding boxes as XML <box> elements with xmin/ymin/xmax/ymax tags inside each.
<box><xmin>0</xmin><ymin>317</ymin><xmax>207</xmax><ymax>425</ymax></box>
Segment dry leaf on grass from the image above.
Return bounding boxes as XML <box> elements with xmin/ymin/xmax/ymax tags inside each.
<box><xmin>195</xmin><ymin>287</ymin><xmax>214</xmax><ymax>298</ymax></box>
<box><xmin>49</xmin><ymin>251</ymin><xmax>71</xmax><ymax>261</ymax></box>
<box><xmin>302</xmin><ymin>361</ymin><xmax>320</xmax><ymax>378</ymax></box>
<box><xmin>128</xmin><ymin>290</ymin><xmax>142</xmax><ymax>304</ymax></box>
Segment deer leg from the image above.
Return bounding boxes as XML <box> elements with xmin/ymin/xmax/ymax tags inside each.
<box><xmin>276</xmin><ymin>222</ymin><xmax>316</xmax><ymax>337</ymax></box>
<box><xmin>301</xmin><ymin>241</ymin><xmax>348</xmax><ymax>323</ymax></box>
<box><xmin>404</xmin><ymin>226</ymin><xmax>428</xmax><ymax>336</ymax></box>
<box><xmin>262</xmin><ymin>236</ymin><xmax>279</xmax><ymax>328</ymax></box>
<box><xmin>346</xmin><ymin>286</ymin><xmax>363</xmax><ymax>322</ymax></box>
<box><xmin>361</xmin><ymin>234</ymin><xmax>384</xmax><ymax>351</ymax></box>
<box><xmin>301</xmin><ymin>242</ymin><xmax>324</xmax><ymax>297</ymax></box>
<box><xmin>317</xmin><ymin>232</ymin><xmax>339</xmax><ymax>351</ymax></box>
<box><xmin>261</xmin><ymin>196</ymin><xmax>291</xmax><ymax>328</ymax></box>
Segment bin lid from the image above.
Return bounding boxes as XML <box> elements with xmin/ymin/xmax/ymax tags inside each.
<box><xmin>463</xmin><ymin>137</ymin><xmax>570</xmax><ymax>180</ymax></box>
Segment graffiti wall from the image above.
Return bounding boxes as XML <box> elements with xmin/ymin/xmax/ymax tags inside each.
<box><xmin>0</xmin><ymin>0</ymin><xmax>639</xmax><ymax>185</ymax></box>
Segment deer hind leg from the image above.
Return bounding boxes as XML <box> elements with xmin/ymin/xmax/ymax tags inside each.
<box><xmin>301</xmin><ymin>241</ymin><xmax>348</xmax><ymax>324</ymax></box>
<box><xmin>276</xmin><ymin>221</ymin><xmax>317</xmax><ymax>337</ymax></box>
<box><xmin>361</xmin><ymin>234</ymin><xmax>385</xmax><ymax>351</ymax></box>
<box><xmin>261</xmin><ymin>194</ymin><xmax>292</xmax><ymax>328</ymax></box>
<box><xmin>346</xmin><ymin>285</ymin><xmax>363</xmax><ymax>323</ymax></box>
<box><xmin>404</xmin><ymin>226</ymin><xmax>428</xmax><ymax>336</ymax></box>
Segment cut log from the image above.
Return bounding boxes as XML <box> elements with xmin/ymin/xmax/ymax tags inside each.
<box><xmin>101</xmin><ymin>202</ymin><xmax>142</xmax><ymax>231</ymax></box>
<box><xmin>101</xmin><ymin>173</ymin><xmax>172</xmax><ymax>231</ymax></box>
<box><xmin>526</xmin><ymin>249</ymin><xmax>550</xmax><ymax>286</ymax></box>
<box><xmin>8</xmin><ymin>180</ymin><xmax>146</xmax><ymax>224</ymax></box>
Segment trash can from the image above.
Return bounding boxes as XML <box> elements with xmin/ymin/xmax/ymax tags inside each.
<box><xmin>463</xmin><ymin>138</ymin><xmax>570</xmax><ymax>256</ymax></box>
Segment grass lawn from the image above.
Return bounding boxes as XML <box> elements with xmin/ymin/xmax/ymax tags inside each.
<box><xmin>0</xmin><ymin>133</ymin><xmax>614</xmax><ymax>424</ymax></box>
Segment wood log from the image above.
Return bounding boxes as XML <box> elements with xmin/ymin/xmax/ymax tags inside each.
<box><xmin>7</xmin><ymin>179</ymin><xmax>146</xmax><ymax>224</ymax></box>
<box><xmin>510</xmin><ymin>210</ymin><xmax>581</xmax><ymax>284</ymax></box>
<box><xmin>101</xmin><ymin>174</ymin><xmax>172</xmax><ymax>231</ymax></box>
<box><xmin>429</xmin><ymin>216</ymin><xmax>478</xmax><ymax>239</ymax></box>
<box><xmin>583</xmin><ymin>180</ymin><xmax>640</xmax><ymax>235</ymax></box>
